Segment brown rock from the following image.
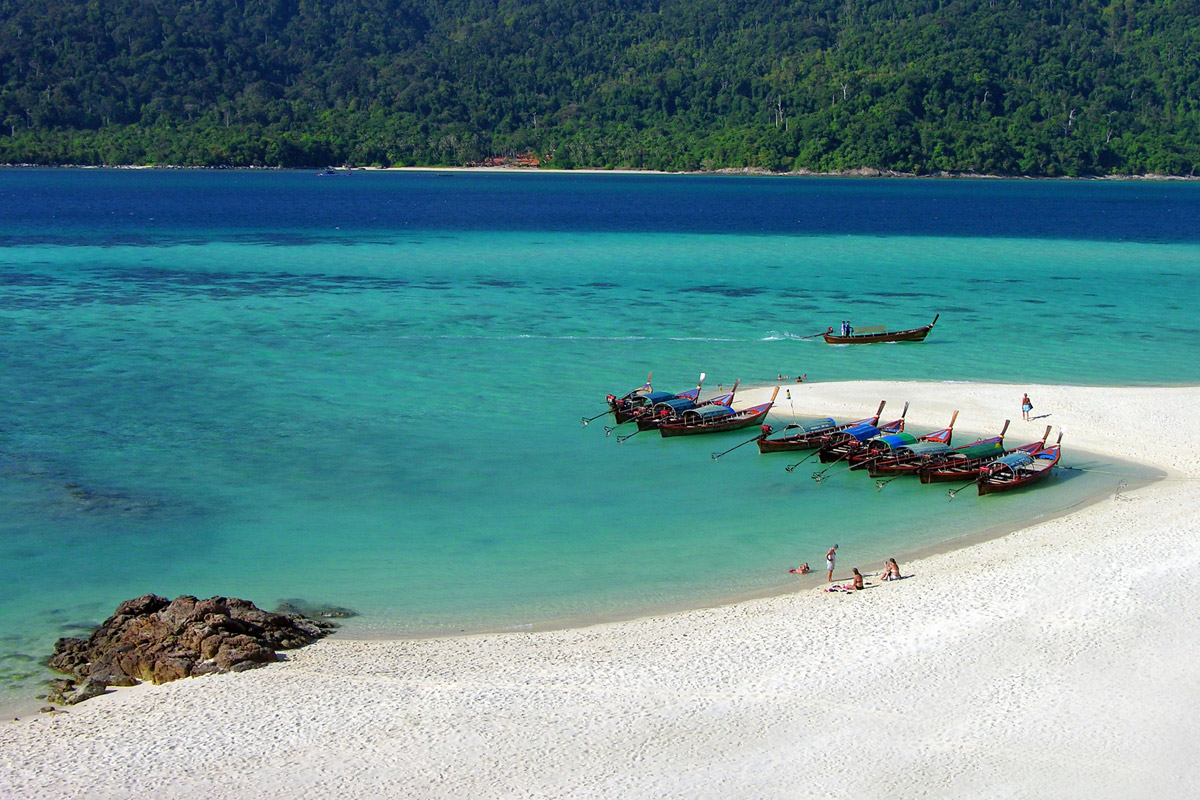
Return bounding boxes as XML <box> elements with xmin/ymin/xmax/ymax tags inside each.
<box><xmin>46</xmin><ymin>594</ymin><xmax>335</xmax><ymax>702</ymax></box>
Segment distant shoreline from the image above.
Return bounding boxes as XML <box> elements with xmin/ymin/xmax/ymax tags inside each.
<box><xmin>3</xmin><ymin>163</ymin><xmax>1200</xmax><ymax>180</ymax></box>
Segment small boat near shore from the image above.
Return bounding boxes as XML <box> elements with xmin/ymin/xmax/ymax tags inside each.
<box><xmin>660</xmin><ymin>387</ymin><xmax>779</xmax><ymax>437</ymax></box>
<box><xmin>823</xmin><ymin>314</ymin><xmax>938</xmax><ymax>345</ymax></box>
<box><xmin>757</xmin><ymin>401</ymin><xmax>887</xmax><ymax>453</ymax></box>
<box><xmin>637</xmin><ymin>377</ymin><xmax>735</xmax><ymax>431</ymax></box>
<box><xmin>976</xmin><ymin>432</ymin><xmax>1063</xmax><ymax>495</ymax></box>
<box><xmin>586</xmin><ymin>375</ymin><xmax>657</xmax><ymax>426</ymax></box>
<box><xmin>816</xmin><ymin>403</ymin><xmax>909</xmax><ymax>463</ymax></box>
<box><xmin>850</xmin><ymin>411</ymin><xmax>959</xmax><ymax>472</ymax></box>
<box><xmin>919</xmin><ymin>423</ymin><xmax>1045</xmax><ymax>484</ymax></box>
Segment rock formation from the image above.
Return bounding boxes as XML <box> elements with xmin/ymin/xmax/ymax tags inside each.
<box><xmin>45</xmin><ymin>594</ymin><xmax>336</xmax><ymax>703</ymax></box>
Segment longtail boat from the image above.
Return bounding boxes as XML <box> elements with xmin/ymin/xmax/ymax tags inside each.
<box><xmin>823</xmin><ymin>314</ymin><xmax>938</xmax><ymax>345</ymax></box>
<box><xmin>636</xmin><ymin>377</ymin><xmax>737</xmax><ymax>432</ymax></box>
<box><xmin>815</xmin><ymin>402</ymin><xmax>909</xmax><ymax>463</ymax></box>
<box><xmin>976</xmin><ymin>432</ymin><xmax>1062</xmax><ymax>495</ymax></box>
<box><xmin>583</xmin><ymin>374</ymin><xmax>655</xmax><ymax>426</ymax></box>
<box><xmin>660</xmin><ymin>387</ymin><xmax>779</xmax><ymax>438</ymax></box>
<box><xmin>756</xmin><ymin>401</ymin><xmax>886</xmax><ymax>453</ymax></box>
<box><xmin>848</xmin><ymin>411</ymin><xmax>959</xmax><ymax>472</ymax></box>
<box><xmin>611</xmin><ymin>390</ymin><xmax>677</xmax><ymax>424</ymax></box>
<box><xmin>919</xmin><ymin>423</ymin><xmax>1048</xmax><ymax>484</ymax></box>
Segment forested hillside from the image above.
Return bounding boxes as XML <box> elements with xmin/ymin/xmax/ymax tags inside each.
<box><xmin>2</xmin><ymin>0</ymin><xmax>1198</xmax><ymax>174</ymax></box>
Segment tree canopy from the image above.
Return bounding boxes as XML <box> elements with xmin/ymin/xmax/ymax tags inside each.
<box><xmin>2</xmin><ymin>0</ymin><xmax>1198</xmax><ymax>174</ymax></box>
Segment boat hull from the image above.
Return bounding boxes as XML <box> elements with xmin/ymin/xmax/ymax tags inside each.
<box><xmin>823</xmin><ymin>326</ymin><xmax>933</xmax><ymax>344</ymax></box>
<box><xmin>977</xmin><ymin>465</ymin><xmax>1056</xmax><ymax>495</ymax></box>
<box><xmin>660</xmin><ymin>409</ymin><xmax>771</xmax><ymax>437</ymax></box>
<box><xmin>866</xmin><ymin>458</ymin><xmax>929</xmax><ymax>477</ymax></box>
<box><xmin>823</xmin><ymin>315</ymin><xmax>938</xmax><ymax>345</ymax></box>
<box><xmin>757</xmin><ymin>435</ymin><xmax>823</xmax><ymax>453</ymax></box>
<box><xmin>918</xmin><ymin>461</ymin><xmax>990</xmax><ymax>483</ymax></box>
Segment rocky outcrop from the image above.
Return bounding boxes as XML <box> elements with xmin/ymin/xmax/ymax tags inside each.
<box><xmin>46</xmin><ymin>594</ymin><xmax>335</xmax><ymax>699</ymax></box>
<box><xmin>275</xmin><ymin>598</ymin><xmax>359</xmax><ymax>619</ymax></box>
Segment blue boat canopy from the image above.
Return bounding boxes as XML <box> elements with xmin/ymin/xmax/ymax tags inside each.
<box><xmin>655</xmin><ymin>398</ymin><xmax>698</xmax><ymax>414</ymax></box>
<box><xmin>791</xmin><ymin>417</ymin><xmax>837</xmax><ymax>433</ymax></box>
<box><xmin>641</xmin><ymin>391</ymin><xmax>676</xmax><ymax>404</ymax></box>
<box><xmin>685</xmin><ymin>405</ymin><xmax>735</xmax><ymax>423</ymax></box>
<box><xmin>991</xmin><ymin>452</ymin><xmax>1034</xmax><ymax>470</ymax></box>
<box><xmin>843</xmin><ymin>423</ymin><xmax>881</xmax><ymax>442</ymax></box>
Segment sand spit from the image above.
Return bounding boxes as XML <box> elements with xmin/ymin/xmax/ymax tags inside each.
<box><xmin>2</xmin><ymin>381</ymin><xmax>1198</xmax><ymax>799</ymax></box>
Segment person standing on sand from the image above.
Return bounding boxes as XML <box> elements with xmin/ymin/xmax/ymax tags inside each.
<box><xmin>1021</xmin><ymin>393</ymin><xmax>1033</xmax><ymax>421</ymax></box>
<box><xmin>826</xmin><ymin>544</ymin><xmax>838</xmax><ymax>583</ymax></box>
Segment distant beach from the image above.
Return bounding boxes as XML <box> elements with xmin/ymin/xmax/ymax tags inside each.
<box><xmin>3</xmin><ymin>380</ymin><xmax>1198</xmax><ymax>799</ymax></box>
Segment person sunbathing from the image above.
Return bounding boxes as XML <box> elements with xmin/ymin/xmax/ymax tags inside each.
<box><xmin>881</xmin><ymin>558</ymin><xmax>901</xmax><ymax>581</ymax></box>
<box><xmin>850</xmin><ymin>568</ymin><xmax>864</xmax><ymax>590</ymax></box>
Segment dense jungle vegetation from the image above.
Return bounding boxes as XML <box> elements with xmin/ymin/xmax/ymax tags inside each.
<box><xmin>1</xmin><ymin>0</ymin><xmax>1198</xmax><ymax>174</ymax></box>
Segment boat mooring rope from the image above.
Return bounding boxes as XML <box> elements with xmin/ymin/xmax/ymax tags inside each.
<box><xmin>1059</xmin><ymin>465</ymin><xmax>1200</xmax><ymax>481</ymax></box>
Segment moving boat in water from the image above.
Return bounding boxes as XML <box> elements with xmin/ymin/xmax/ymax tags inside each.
<box><xmin>659</xmin><ymin>387</ymin><xmax>779</xmax><ymax>437</ymax></box>
<box><xmin>823</xmin><ymin>314</ymin><xmax>939</xmax><ymax>345</ymax></box>
<box><xmin>919</xmin><ymin>424</ymin><xmax>1047</xmax><ymax>484</ymax></box>
<box><xmin>976</xmin><ymin>432</ymin><xmax>1063</xmax><ymax>495</ymax></box>
<box><xmin>757</xmin><ymin>401</ymin><xmax>887</xmax><ymax>453</ymax></box>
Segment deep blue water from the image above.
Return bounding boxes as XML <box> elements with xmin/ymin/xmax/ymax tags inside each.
<box><xmin>6</xmin><ymin>171</ymin><xmax>1200</xmax><ymax>245</ymax></box>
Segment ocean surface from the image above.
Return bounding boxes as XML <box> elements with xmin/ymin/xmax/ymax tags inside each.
<box><xmin>1</xmin><ymin>170</ymin><xmax>1196</xmax><ymax>707</ymax></box>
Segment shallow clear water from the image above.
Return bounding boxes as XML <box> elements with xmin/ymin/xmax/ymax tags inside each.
<box><xmin>0</xmin><ymin>171</ymin><xmax>1194</xmax><ymax>704</ymax></box>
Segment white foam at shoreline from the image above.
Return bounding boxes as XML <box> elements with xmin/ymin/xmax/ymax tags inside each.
<box><xmin>2</xmin><ymin>380</ymin><xmax>1198</xmax><ymax>799</ymax></box>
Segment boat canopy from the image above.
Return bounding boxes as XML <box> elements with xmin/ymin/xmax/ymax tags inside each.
<box><xmin>683</xmin><ymin>405</ymin><xmax>735</xmax><ymax>423</ymax></box>
<box><xmin>953</xmin><ymin>439</ymin><xmax>1005</xmax><ymax>459</ymax></box>
<box><xmin>990</xmin><ymin>452</ymin><xmax>1034</xmax><ymax>470</ymax></box>
<box><xmin>791</xmin><ymin>417</ymin><xmax>837</xmax><ymax>434</ymax></box>
<box><xmin>641</xmin><ymin>391</ymin><xmax>676</xmax><ymax>405</ymax></box>
<box><xmin>870</xmin><ymin>433</ymin><xmax>917</xmax><ymax>451</ymax></box>
<box><xmin>655</xmin><ymin>398</ymin><xmax>698</xmax><ymax>414</ymax></box>
<box><xmin>841</xmin><ymin>423</ymin><xmax>881</xmax><ymax>442</ymax></box>
<box><xmin>900</xmin><ymin>441</ymin><xmax>953</xmax><ymax>456</ymax></box>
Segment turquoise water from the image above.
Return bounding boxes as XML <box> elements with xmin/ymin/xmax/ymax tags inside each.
<box><xmin>0</xmin><ymin>171</ymin><xmax>1194</xmax><ymax>705</ymax></box>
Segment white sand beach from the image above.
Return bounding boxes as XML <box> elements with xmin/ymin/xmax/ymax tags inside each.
<box><xmin>2</xmin><ymin>380</ymin><xmax>1198</xmax><ymax>799</ymax></box>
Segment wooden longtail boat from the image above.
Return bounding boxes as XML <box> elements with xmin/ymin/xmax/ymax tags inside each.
<box><xmin>659</xmin><ymin>387</ymin><xmax>779</xmax><ymax>438</ymax></box>
<box><xmin>976</xmin><ymin>432</ymin><xmax>1062</xmax><ymax>495</ymax></box>
<box><xmin>756</xmin><ymin>401</ymin><xmax>886</xmax><ymax>453</ymax></box>
<box><xmin>919</xmin><ymin>424</ymin><xmax>1047</xmax><ymax>484</ymax></box>
<box><xmin>610</xmin><ymin>389</ymin><xmax>675</xmax><ymax>424</ymax></box>
<box><xmin>815</xmin><ymin>402</ymin><xmax>909</xmax><ymax>463</ymax></box>
<box><xmin>823</xmin><ymin>314</ymin><xmax>938</xmax><ymax>345</ymax></box>
<box><xmin>849</xmin><ymin>411</ymin><xmax>959</xmax><ymax>472</ymax></box>
<box><xmin>591</xmin><ymin>374</ymin><xmax>701</xmax><ymax>427</ymax></box>
<box><xmin>583</xmin><ymin>375</ymin><xmax>655</xmax><ymax>426</ymax></box>
<box><xmin>636</xmin><ymin>378</ymin><xmax>736</xmax><ymax>431</ymax></box>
